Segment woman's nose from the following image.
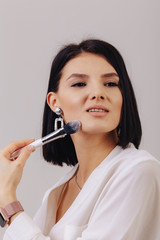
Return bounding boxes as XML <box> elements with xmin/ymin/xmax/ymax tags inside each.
<box><xmin>89</xmin><ymin>86</ymin><xmax>106</xmax><ymax>100</ymax></box>
<box><xmin>91</xmin><ymin>95</ymin><xmax>105</xmax><ymax>100</ymax></box>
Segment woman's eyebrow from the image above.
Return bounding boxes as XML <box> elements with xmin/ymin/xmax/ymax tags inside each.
<box><xmin>66</xmin><ymin>72</ymin><xmax>119</xmax><ymax>81</ymax></box>
<box><xmin>101</xmin><ymin>73</ymin><xmax>119</xmax><ymax>78</ymax></box>
<box><xmin>66</xmin><ymin>73</ymin><xmax>88</xmax><ymax>81</ymax></box>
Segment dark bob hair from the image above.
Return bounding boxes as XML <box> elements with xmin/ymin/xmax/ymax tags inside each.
<box><xmin>42</xmin><ymin>39</ymin><xmax>142</xmax><ymax>166</ymax></box>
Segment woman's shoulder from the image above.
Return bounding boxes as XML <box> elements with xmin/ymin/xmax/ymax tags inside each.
<box><xmin>113</xmin><ymin>144</ymin><xmax>160</xmax><ymax>181</ymax></box>
<box><xmin>114</xmin><ymin>144</ymin><xmax>158</xmax><ymax>164</ymax></box>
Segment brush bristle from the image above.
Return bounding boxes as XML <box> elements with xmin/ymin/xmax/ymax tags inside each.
<box><xmin>64</xmin><ymin>120</ymin><xmax>81</xmax><ymax>134</ymax></box>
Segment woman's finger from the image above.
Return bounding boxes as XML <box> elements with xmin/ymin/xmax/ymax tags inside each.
<box><xmin>15</xmin><ymin>145</ymin><xmax>35</xmax><ymax>168</ymax></box>
<box><xmin>2</xmin><ymin>139</ymin><xmax>35</xmax><ymax>159</ymax></box>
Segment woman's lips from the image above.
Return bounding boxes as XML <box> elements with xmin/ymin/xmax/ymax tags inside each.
<box><xmin>86</xmin><ymin>105</ymin><xmax>109</xmax><ymax>112</ymax></box>
<box><xmin>86</xmin><ymin>106</ymin><xmax>109</xmax><ymax>116</ymax></box>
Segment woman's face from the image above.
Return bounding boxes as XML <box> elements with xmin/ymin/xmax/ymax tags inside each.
<box><xmin>48</xmin><ymin>52</ymin><xmax>123</xmax><ymax>135</ymax></box>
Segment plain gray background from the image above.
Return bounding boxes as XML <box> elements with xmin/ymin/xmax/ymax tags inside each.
<box><xmin>0</xmin><ymin>0</ymin><xmax>159</xmax><ymax>237</ymax></box>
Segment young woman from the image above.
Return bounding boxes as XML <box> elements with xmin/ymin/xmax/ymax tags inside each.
<box><xmin>1</xmin><ymin>39</ymin><xmax>160</xmax><ymax>240</ymax></box>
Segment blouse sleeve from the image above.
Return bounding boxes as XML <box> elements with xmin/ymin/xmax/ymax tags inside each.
<box><xmin>3</xmin><ymin>212</ymin><xmax>51</xmax><ymax>240</ymax></box>
<box><xmin>79</xmin><ymin>160</ymin><xmax>160</xmax><ymax>240</ymax></box>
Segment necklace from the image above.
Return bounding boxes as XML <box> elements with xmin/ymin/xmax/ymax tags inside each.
<box><xmin>74</xmin><ymin>166</ymin><xmax>82</xmax><ymax>190</ymax></box>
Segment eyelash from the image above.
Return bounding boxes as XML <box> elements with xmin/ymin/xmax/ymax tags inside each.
<box><xmin>71</xmin><ymin>82</ymin><xmax>86</xmax><ymax>87</ymax></box>
<box><xmin>71</xmin><ymin>81</ymin><xmax>119</xmax><ymax>87</ymax></box>
<box><xmin>104</xmin><ymin>82</ymin><xmax>119</xmax><ymax>87</ymax></box>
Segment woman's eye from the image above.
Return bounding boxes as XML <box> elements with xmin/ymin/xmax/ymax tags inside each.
<box><xmin>105</xmin><ymin>82</ymin><xmax>118</xmax><ymax>87</ymax></box>
<box><xmin>71</xmin><ymin>82</ymin><xmax>86</xmax><ymax>87</ymax></box>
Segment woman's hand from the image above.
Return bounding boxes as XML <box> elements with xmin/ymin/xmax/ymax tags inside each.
<box><xmin>0</xmin><ymin>139</ymin><xmax>34</xmax><ymax>208</ymax></box>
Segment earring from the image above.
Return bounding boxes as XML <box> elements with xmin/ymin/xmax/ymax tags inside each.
<box><xmin>54</xmin><ymin>107</ymin><xmax>64</xmax><ymax>130</ymax></box>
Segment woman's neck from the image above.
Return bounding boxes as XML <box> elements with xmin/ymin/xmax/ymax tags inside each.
<box><xmin>72</xmin><ymin>131</ymin><xmax>118</xmax><ymax>185</ymax></box>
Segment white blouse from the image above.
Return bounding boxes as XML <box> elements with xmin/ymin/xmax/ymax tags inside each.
<box><xmin>3</xmin><ymin>145</ymin><xmax>160</xmax><ymax>240</ymax></box>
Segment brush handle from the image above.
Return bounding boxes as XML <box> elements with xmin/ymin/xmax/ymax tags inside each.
<box><xmin>10</xmin><ymin>127</ymin><xmax>68</xmax><ymax>160</ymax></box>
<box><xmin>10</xmin><ymin>139</ymin><xmax>42</xmax><ymax>161</ymax></box>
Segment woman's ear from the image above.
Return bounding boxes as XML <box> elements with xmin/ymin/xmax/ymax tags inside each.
<box><xmin>47</xmin><ymin>92</ymin><xmax>59</xmax><ymax>112</ymax></box>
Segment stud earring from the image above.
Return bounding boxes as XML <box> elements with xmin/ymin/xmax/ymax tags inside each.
<box><xmin>54</xmin><ymin>107</ymin><xmax>64</xmax><ymax>130</ymax></box>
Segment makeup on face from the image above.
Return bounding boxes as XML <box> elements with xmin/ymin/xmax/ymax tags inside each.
<box><xmin>52</xmin><ymin>53</ymin><xmax>123</xmax><ymax>135</ymax></box>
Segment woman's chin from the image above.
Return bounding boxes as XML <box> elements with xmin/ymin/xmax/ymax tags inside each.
<box><xmin>80</xmin><ymin>126</ymin><xmax>111</xmax><ymax>135</ymax></box>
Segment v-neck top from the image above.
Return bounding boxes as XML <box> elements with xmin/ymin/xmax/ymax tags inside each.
<box><xmin>3</xmin><ymin>144</ymin><xmax>160</xmax><ymax>240</ymax></box>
